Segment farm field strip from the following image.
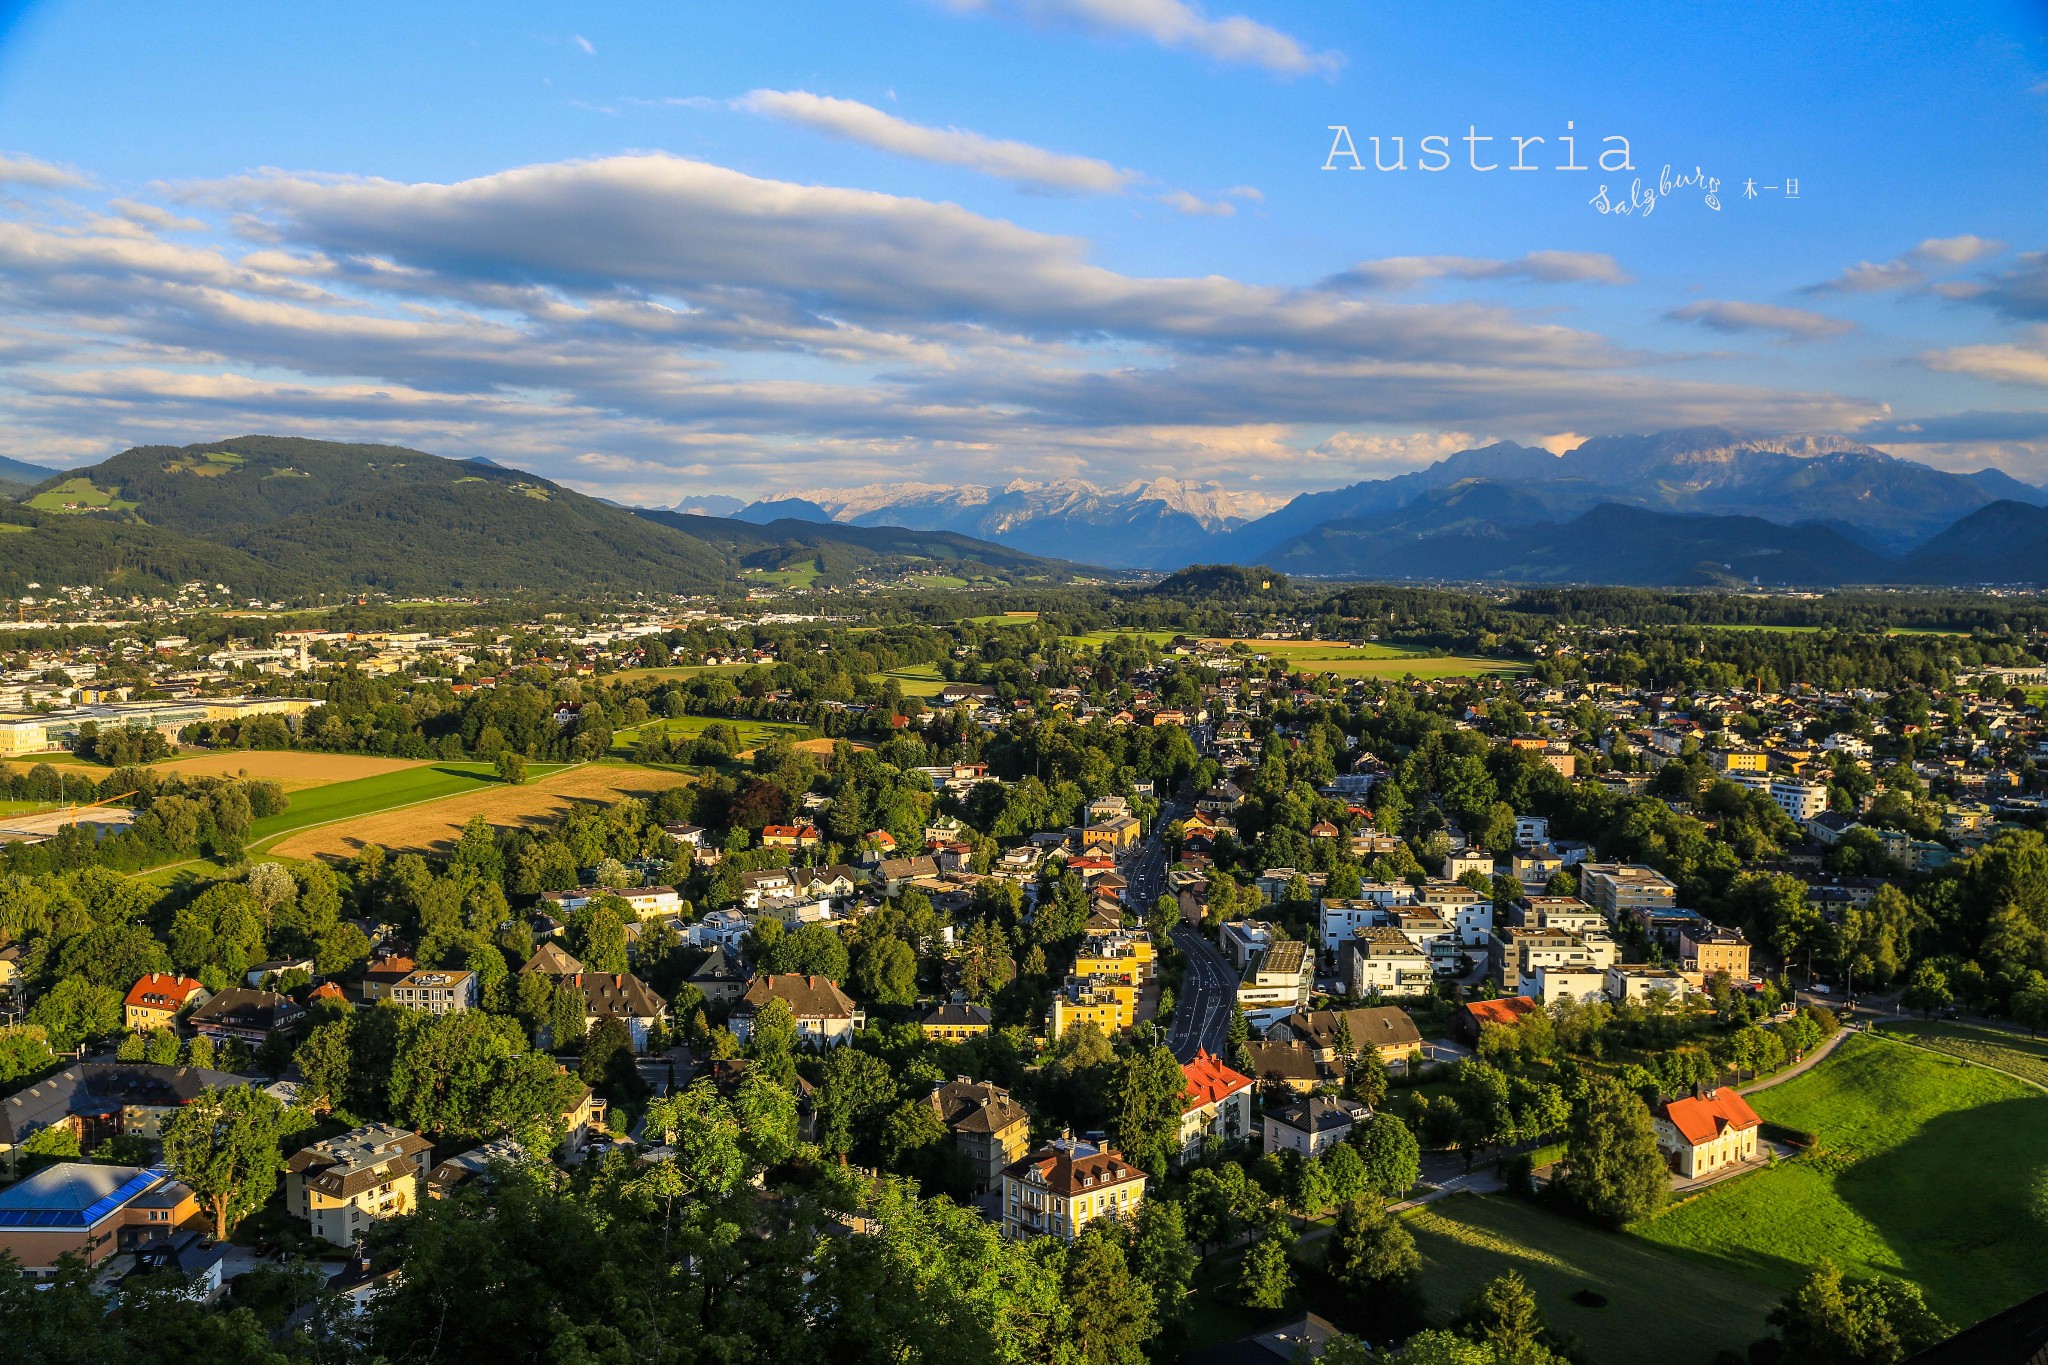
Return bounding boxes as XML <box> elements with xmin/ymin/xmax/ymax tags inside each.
<box><xmin>612</xmin><ymin>714</ymin><xmax>813</xmax><ymax>753</ymax></box>
<box><xmin>245</xmin><ymin>762</ymin><xmax>526</xmax><ymax>848</ymax></box>
<box><xmin>151</xmin><ymin>750</ymin><xmax>432</xmax><ymax>790</ymax></box>
<box><xmin>264</xmin><ymin>760</ymin><xmax>688</xmax><ymax>859</ymax></box>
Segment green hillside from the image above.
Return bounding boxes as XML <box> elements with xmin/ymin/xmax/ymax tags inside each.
<box><xmin>0</xmin><ymin>436</ymin><xmax>1086</xmax><ymax>597</ymax></box>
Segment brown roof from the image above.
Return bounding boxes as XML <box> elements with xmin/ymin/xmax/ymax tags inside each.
<box><xmin>927</xmin><ymin>1078</ymin><xmax>1028</xmax><ymax>1135</ymax></box>
<box><xmin>573</xmin><ymin>972</ymin><xmax>666</xmax><ymax>1020</ymax></box>
<box><xmin>1001</xmin><ymin>1138</ymin><xmax>1145</xmax><ymax>1195</ymax></box>
<box><xmin>735</xmin><ymin>973</ymin><xmax>858</xmax><ymax>1020</ymax></box>
<box><xmin>1241</xmin><ymin>1039</ymin><xmax>1319</xmax><ymax>1082</ymax></box>
<box><xmin>289</xmin><ymin>1124</ymin><xmax>433</xmax><ymax>1199</ymax></box>
<box><xmin>520</xmin><ymin>942</ymin><xmax>584</xmax><ymax>976</ymax></box>
<box><xmin>1285</xmin><ymin>1006</ymin><xmax>1422</xmax><ymax>1053</ymax></box>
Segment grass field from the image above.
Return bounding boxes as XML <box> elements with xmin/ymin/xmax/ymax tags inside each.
<box><xmin>1400</xmin><ymin>1196</ymin><xmax>1777</xmax><ymax>1365</ymax></box>
<box><xmin>266</xmin><ymin>761</ymin><xmax>689</xmax><ymax>859</ymax></box>
<box><xmin>1638</xmin><ymin>1033</ymin><xmax>2048</xmax><ymax>1326</ymax></box>
<box><xmin>153</xmin><ymin>750</ymin><xmax>431</xmax><ymax>791</ymax></box>
<box><xmin>1877</xmin><ymin>1020</ymin><xmax>2048</xmax><ymax>1091</ymax></box>
<box><xmin>872</xmin><ymin>662</ymin><xmax>949</xmax><ymax>697</ymax></box>
<box><xmin>742</xmin><ymin>564</ymin><xmax>822</xmax><ymax>588</ymax></box>
<box><xmin>1188</xmin><ymin>637</ymin><xmax>1526</xmax><ymax>679</ymax></box>
<box><xmin>245</xmin><ymin>762</ymin><xmax>516</xmax><ymax>851</ymax></box>
<box><xmin>609</xmin><ymin>662</ymin><xmax>762</xmax><ymax>684</ymax></box>
<box><xmin>1063</xmin><ymin>628</ymin><xmax>1181</xmax><ymax>647</ymax></box>
<box><xmin>612</xmin><ymin>714</ymin><xmax>811</xmax><ymax>755</ymax></box>
<box><xmin>1696</xmin><ymin>624</ymin><xmax>1965</xmax><ymax>637</ymax></box>
<box><xmin>25</xmin><ymin>476</ymin><xmax>137</xmax><ymax>513</ymax></box>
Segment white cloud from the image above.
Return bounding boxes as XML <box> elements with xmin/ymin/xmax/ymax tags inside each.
<box><xmin>735</xmin><ymin>89</ymin><xmax>1141</xmax><ymax>193</ymax></box>
<box><xmin>1309</xmin><ymin>429</ymin><xmax>1486</xmax><ymax>475</ymax></box>
<box><xmin>1325</xmin><ymin>252</ymin><xmax>1629</xmax><ymax>291</ymax></box>
<box><xmin>1808</xmin><ymin>234</ymin><xmax>2006</xmax><ymax>293</ymax></box>
<box><xmin>950</xmin><ymin>0</ymin><xmax>1340</xmax><ymax>76</ymax></box>
<box><xmin>1156</xmin><ymin>189</ymin><xmax>1232</xmax><ymax>216</ymax></box>
<box><xmin>0</xmin><ymin>153</ymin><xmax>91</xmax><ymax>189</ymax></box>
<box><xmin>1666</xmin><ymin>300</ymin><xmax>1853</xmax><ymax>343</ymax></box>
<box><xmin>572</xmin><ymin>34</ymin><xmax>595</xmax><ymax>55</ymax></box>
<box><xmin>1922</xmin><ymin>327</ymin><xmax>2048</xmax><ymax>388</ymax></box>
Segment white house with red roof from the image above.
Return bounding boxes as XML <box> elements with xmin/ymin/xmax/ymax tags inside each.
<box><xmin>1177</xmin><ymin>1049</ymin><xmax>1254</xmax><ymax>1162</ymax></box>
<box><xmin>1654</xmin><ymin>1088</ymin><xmax>1762</xmax><ymax>1178</ymax></box>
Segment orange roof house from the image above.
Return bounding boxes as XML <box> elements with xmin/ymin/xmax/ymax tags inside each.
<box><xmin>1655</xmin><ymin>1087</ymin><xmax>1762</xmax><ymax>1179</ymax></box>
<box><xmin>1452</xmin><ymin>995</ymin><xmax>1540</xmax><ymax>1044</ymax></box>
<box><xmin>1177</xmin><ymin>1049</ymin><xmax>1255</xmax><ymax>1160</ymax></box>
<box><xmin>123</xmin><ymin>974</ymin><xmax>210</xmax><ymax>1032</ymax></box>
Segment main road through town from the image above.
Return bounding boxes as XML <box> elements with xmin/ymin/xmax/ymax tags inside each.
<box><xmin>1128</xmin><ymin>793</ymin><xmax>1237</xmax><ymax>1062</ymax></box>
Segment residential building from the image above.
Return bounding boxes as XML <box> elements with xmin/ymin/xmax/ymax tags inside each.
<box><xmin>1713</xmin><ymin>748</ymin><xmax>1769</xmax><ymax>775</ymax></box>
<box><xmin>1077</xmin><ymin>814</ymin><xmax>1141</xmax><ymax>851</ymax></box>
<box><xmin>1442</xmin><ymin>851</ymin><xmax>1494</xmax><ymax>882</ymax></box>
<box><xmin>387</xmin><ymin>968</ymin><xmax>478</xmax><ymax>1014</ymax></box>
<box><xmin>1000</xmin><ymin>1135</ymin><xmax>1147</xmax><ymax>1243</ymax></box>
<box><xmin>1218</xmin><ymin>918</ymin><xmax>1278</xmax><ymax>970</ymax></box>
<box><xmin>760</xmin><ymin>824</ymin><xmax>821</xmax><ymax>850</ymax></box>
<box><xmin>187</xmin><ymin>988</ymin><xmax>305</xmax><ymax>1047</ymax></box>
<box><xmin>1238</xmin><ymin>1039</ymin><xmax>1322</xmax><ymax>1093</ymax></box>
<box><xmin>1513</xmin><ymin>896</ymin><xmax>1605</xmax><ymax>934</ymax></box>
<box><xmin>1263</xmin><ymin>1095</ymin><xmax>1371</xmax><ymax>1158</ymax></box>
<box><xmin>920</xmin><ymin>1001</ymin><xmax>993</xmax><ymax>1042</ymax></box>
<box><xmin>1452</xmin><ymin>996</ymin><xmax>1540</xmax><ymax>1046</ymax></box>
<box><xmin>541</xmin><ymin>885</ymin><xmax>683</xmax><ymax>920</ymax></box>
<box><xmin>1526</xmin><ymin>967</ymin><xmax>1608</xmax><ymax>1006</ymax></box>
<box><xmin>1340</xmin><ymin>927</ymin><xmax>1432</xmax><ymax>1000</ymax></box>
<box><xmin>688</xmin><ymin>945</ymin><xmax>749</xmax><ymax>1006</ymax></box>
<box><xmin>521</xmin><ymin>946</ymin><xmax>669</xmax><ymax>1050</ymax></box>
<box><xmin>1273</xmin><ymin>1006</ymin><xmax>1423</xmax><ymax>1068</ymax></box>
<box><xmin>0</xmin><ymin>1163</ymin><xmax>199</xmax><ymax>1273</ymax></box>
<box><xmin>123</xmin><ymin>973</ymin><xmax>210</xmax><ymax>1032</ymax></box>
<box><xmin>1654</xmin><ymin>1088</ymin><xmax>1761</xmax><ymax>1178</ymax></box>
<box><xmin>1491</xmin><ymin>925</ymin><xmax>1618</xmax><ymax>994</ymax></box>
<box><xmin>1769</xmin><ymin>778</ymin><xmax>1831</xmax><ymax>824</ymax></box>
<box><xmin>1074</xmin><ymin>930</ymin><xmax>1155</xmax><ymax>984</ymax></box>
<box><xmin>1238</xmin><ymin>939</ymin><xmax>1312</xmax><ymax>1014</ymax></box>
<box><xmin>1</xmin><ymin>1062</ymin><xmax>248</xmax><ymax>1172</ymax></box>
<box><xmin>1318</xmin><ymin>886</ymin><xmax>1415</xmax><ymax>954</ymax></box>
<box><xmin>1577</xmin><ymin>863</ymin><xmax>1678</xmax><ymax>922</ymax></box>
<box><xmin>729</xmin><ymin>973</ymin><xmax>863</xmax><ymax>1048</ymax></box>
<box><xmin>1604</xmin><ymin>963</ymin><xmax>1693</xmax><ymax>1005</ymax></box>
<box><xmin>1679</xmin><ymin>923</ymin><xmax>1752</xmax><ymax>979</ymax></box>
<box><xmin>1177</xmin><ymin>1050</ymin><xmax>1254</xmax><ymax>1161</ymax></box>
<box><xmin>1415</xmin><ymin>880</ymin><xmax>1495</xmax><ymax>945</ymax></box>
<box><xmin>1050</xmin><ymin>975</ymin><xmax>1137</xmax><ymax>1039</ymax></box>
<box><xmin>925</xmin><ymin>1077</ymin><xmax>1030</xmax><ymax>1192</ymax></box>
<box><xmin>285</xmin><ymin>1124</ymin><xmax>433</xmax><ymax>1249</ymax></box>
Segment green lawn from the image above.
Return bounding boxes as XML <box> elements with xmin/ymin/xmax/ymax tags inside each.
<box><xmin>1179</xmin><ymin>638</ymin><xmax>1526</xmax><ymax>680</ymax></box>
<box><xmin>1638</xmin><ymin>1033</ymin><xmax>2048</xmax><ymax>1326</ymax></box>
<box><xmin>1876</xmin><ymin>1020</ymin><xmax>2048</xmax><ymax>1091</ymax></box>
<box><xmin>244</xmin><ymin>762</ymin><xmax>560</xmax><ymax>849</ymax></box>
<box><xmin>609</xmin><ymin>662</ymin><xmax>763</xmax><ymax>684</ymax></box>
<box><xmin>25</xmin><ymin>477</ymin><xmax>137</xmax><ymax>513</ymax></box>
<box><xmin>611</xmin><ymin>714</ymin><xmax>812</xmax><ymax>755</ymax></box>
<box><xmin>741</xmin><ymin>563</ymin><xmax>822</xmax><ymax>588</ymax></box>
<box><xmin>1400</xmin><ymin>1195</ymin><xmax>1778</xmax><ymax>1365</ymax></box>
<box><xmin>871</xmin><ymin>662</ymin><xmax>949</xmax><ymax>697</ymax></box>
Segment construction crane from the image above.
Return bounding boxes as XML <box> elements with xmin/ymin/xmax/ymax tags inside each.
<box><xmin>66</xmin><ymin>790</ymin><xmax>136</xmax><ymax>828</ymax></box>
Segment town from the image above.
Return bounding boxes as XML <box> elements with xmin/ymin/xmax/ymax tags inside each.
<box><xmin>2</xmin><ymin>572</ymin><xmax>2045</xmax><ymax>1364</ymax></box>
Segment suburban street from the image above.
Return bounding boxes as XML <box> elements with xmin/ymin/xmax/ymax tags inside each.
<box><xmin>1167</xmin><ymin>925</ymin><xmax>1236</xmax><ymax>1062</ymax></box>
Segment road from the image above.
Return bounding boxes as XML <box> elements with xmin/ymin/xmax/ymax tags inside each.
<box><xmin>1167</xmin><ymin>925</ymin><xmax>1236</xmax><ymax>1061</ymax></box>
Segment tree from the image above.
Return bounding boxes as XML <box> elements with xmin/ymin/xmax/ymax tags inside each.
<box><xmin>1324</xmin><ymin>1195</ymin><xmax>1421</xmax><ymax>1297</ymax></box>
<box><xmin>1455</xmin><ymin>1271</ymin><xmax>1548</xmax><ymax>1363</ymax></box>
<box><xmin>26</xmin><ymin>977</ymin><xmax>123</xmax><ymax>1051</ymax></box>
<box><xmin>1065</xmin><ymin>1218</ymin><xmax>1156</xmax><ymax>1365</ymax></box>
<box><xmin>2013</xmin><ymin>971</ymin><xmax>2048</xmax><ymax>1038</ymax></box>
<box><xmin>1557</xmin><ymin>1076</ymin><xmax>1667</xmax><ymax>1228</ymax></box>
<box><xmin>1324</xmin><ymin>1140</ymin><xmax>1369</xmax><ymax>1207</ymax></box>
<box><xmin>496</xmin><ymin>750</ymin><xmax>529</xmax><ymax>785</ymax></box>
<box><xmin>1107</xmin><ymin>1044</ymin><xmax>1187</xmax><ymax>1177</ymax></box>
<box><xmin>1238</xmin><ymin>1229</ymin><xmax>1292</xmax><ymax>1309</ymax></box>
<box><xmin>1901</xmin><ymin>962</ymin><xmax>1952</xmax><ymax>1019</ymax></box>
<box><xmin>19</xmin><ymin>1122</ymin><xmax>81</xmax><ymax>1170</ymax></box>
<box><xmin>1356</xmin><ymin>1112</ymin><xmax>1422</xmax><ymax>1198</ymax></box>
<box><xmin>816</xmin><ymin>1046</ymin><xmax>898</xmax><ymax>1158</ymax></box>
<box><xmin>1128</xmin><ymin>1197</ymin><xmax>1198</xmax><ymax>1327</ymax></box>
<box><xmin>578</xmin><ymin>1016</ymin><xmax>642</xmax><ymax>1108</ymax></box>
<box><xmin>1289</xmin><ymin>1153</ymin><xmax>1335</xmax><ymax>1223</ymax></box>
<box><xmin>159</xmin><ymin>1084</ymin><xmax>296</xmax><ymax>1239</ymax></box>
<box><xmin>1770</xmin><ymin>1260</ymin><xmax>1948</xmax><ymax>1365</ymax></box>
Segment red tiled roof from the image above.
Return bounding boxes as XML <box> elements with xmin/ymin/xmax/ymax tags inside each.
<box><xmin>124</xmin><ymin>973</ymin><xmax>207</xmax><ymax>1010</ymax></box>
<box><xmin>1181</xmin><ymin>1049</ymin><xmax>1253</xmax><ymax>1111</ymax></box>
<box><xmin>1662</xmin><ymin>1089</ymin><xmax>1761</xmax><ymax>1146</ymax></box>
<box><xmin>1461</xmin><ymin>996</ymin><xmax>1540</xmax><ymax>1027</ymax></box>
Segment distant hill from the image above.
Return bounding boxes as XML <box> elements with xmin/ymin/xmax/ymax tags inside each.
<box><xmin>0</xmin><ymin>436</ymin><xmax>1089</xmax><ymax>597</ymax></box>
<box><xmin>1265</xmin><ymin>502</ymin><xmax>1901</xmax><ymax>587</ymax></box>
<box><xmin>1897</xmin><ymin>501</ymin><xmax>2048</xmax><ymax>585</ymax></box>
<box><xmin>733</xmin><ymin>497</ymin><xmax>836</xmax><ymax>525</ymax></box>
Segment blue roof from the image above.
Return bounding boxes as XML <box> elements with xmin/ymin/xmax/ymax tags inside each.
<box><xmin>0</xmin><ymin>1164</ymin><xmax>168</xmax><ymax>1228</ymax></box>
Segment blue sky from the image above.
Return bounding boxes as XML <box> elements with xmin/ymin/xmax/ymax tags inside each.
<box><xmin>0</xmin><ymin>0</ymin><xmax>2044</xmax><ymax>503</ymax></box>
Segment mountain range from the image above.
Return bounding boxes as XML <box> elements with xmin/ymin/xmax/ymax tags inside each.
<box><xmin>745</xmin><ymin>477</ymin><xmax>1288</xmax><ymax>568</ymax></box>
<box><xmin>723</xmin><ymin>428</ymin><xmax>2048</xmax><ymax>583</ymax></box>
<box><xmin>0</xmin><ymin>437</ymin><xmax>1078</xmax><ymax>597</ymax></box>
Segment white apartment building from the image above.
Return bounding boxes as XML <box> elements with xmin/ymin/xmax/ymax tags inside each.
<box><xmin>1769</xmin><ymin>778</ymin><xmax>1830</xmax><ymax>824</ymax></box>
<box><xmin>1341</xmin><ymin>927</ymin><xmax>1434</xmax><ymax>1000</ymax></box>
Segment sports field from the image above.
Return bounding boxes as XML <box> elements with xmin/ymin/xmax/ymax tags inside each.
<box><xmin>1400</xmin><ymin>1195</ymin><xmax>1776</xmax><ymax>1365</ymax></box>
<box><xmin>264</xmin><ymin>761</ymin><xmax>688</xmax><ymax>859</ymax></box>
<box><xmin>153</xmin><ymin>750</ymin><xmax>430</xmax><ymax>791</ymax></box>
<box><xmin>1638</xmin><ymin>1033</ymin><xmax>2048</xmax><ymax>1326</ymax></box>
